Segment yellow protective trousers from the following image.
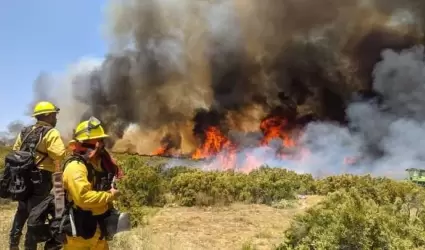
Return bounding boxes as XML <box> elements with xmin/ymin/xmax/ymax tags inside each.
<box><xmin>63</xmin><ymin>228</ymin><xmax>109</xmax><ymax>250</ymax></box>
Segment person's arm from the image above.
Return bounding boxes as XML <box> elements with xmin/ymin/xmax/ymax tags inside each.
<box><xmin>44</xmin><ymin>129</ymin><xmax>66</xmax><ymax>162</ymax></box>
<box><xmin>63</xmin><ymin>161</ymin><xmax>115</xmax><ymax>209</ymax></box>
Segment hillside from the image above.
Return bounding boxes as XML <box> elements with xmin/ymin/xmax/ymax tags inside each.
<box><xmin>1</xmin><ymin>146</ymin><xmax>425</xmax><ymax>249</ymax></box>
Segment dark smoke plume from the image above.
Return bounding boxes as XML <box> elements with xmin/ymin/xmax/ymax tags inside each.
<box><xmin>28</xmin><ymin>0</ymin><xmax>425</xmax><ymax>176</ymax></box>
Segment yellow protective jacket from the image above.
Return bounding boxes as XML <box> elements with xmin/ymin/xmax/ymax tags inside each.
<box><xmin>62</xmin><ymin>157</ymin><xmax>114</xmax><ymax>216</ymax></box>
<box><xmin>12</xmin><ymin>121</ymin><xmax>66</xmax><ymax>172</ymax></box>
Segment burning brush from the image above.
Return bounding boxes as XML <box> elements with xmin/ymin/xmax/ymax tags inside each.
<box><xmin>149</xmin><ymin>105</ymin><xmax>311</xmax><ymax>171</ymax></box>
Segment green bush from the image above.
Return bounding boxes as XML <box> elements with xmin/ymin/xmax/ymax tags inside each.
<box><xmin>161</xmin><ymin>165</ymin><xmax>199</xmax><ymax>181</ymax></box>
<box><xmin>166</xmin><ymin>166</ymin><xmax>315</xmax><ymax>206</ymax></box>
<box><xmin>315</xmin><ymin>174</ymin><xmax>378</xmax><ymax>195</ymax></box>
<box><xmin>279</xmin><ymin>185</ymin><xmax>425</xmax><ymax>250</ymax></box>
<box><xmin>315</xmin><ymin>174</ymin><xmax>425</xmax><ymax>205</ymax></box>
<box><xmin>169</xmin><ymin>170</ymin><xmax>245</xmax><ymax>206</ymax></box>
<box><xmin>246</xmin><ymin>167</ymin><xmax>315</xmax><ymax>204</ymax></box>
<box><xmin>114</xmin><ymin>156</ymin><xmax>316</xmax><ymax>208</ymax></box>
<box><xmin>116</xmin><ymin>156</ymin><xmax>166</xmax><ymax>207</ymax></box>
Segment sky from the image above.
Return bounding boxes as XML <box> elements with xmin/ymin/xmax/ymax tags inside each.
<box><xmin>0</xmin><ymin>0</ymin><xmax>108</xmax><ymax>131</ymax></box>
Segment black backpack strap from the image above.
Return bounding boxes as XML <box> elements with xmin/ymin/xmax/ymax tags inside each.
<box><xmin>19</xmin><ymin>125</ymin><xmax>53</xmax><ymax>168</ymax></box>
<box><xmin>62</xmin><ymin>154</ymin><xmax>87</xmax><ymax>172</ymax></box>
<box><xmin>18</xmin><ymin>126</ymin><xmax>35</xmax><ymax>150</ymax></box>
<box><xmin>62</xmin><ymin>154</ymin><xmax>95</xmax><ymax>183</ymax></box>
<box><xmin>33</xmin><ymin>126</ymin><xmax>53</xmax><ymax>167</ymax></box>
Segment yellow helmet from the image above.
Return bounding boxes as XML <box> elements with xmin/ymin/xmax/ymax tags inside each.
<box><xmin>73</xmin><ymin>116</ymin><xmax>109</xmax><ymax>142</ymax></box>
<box><xmin>32</xmin><ymin>101</ymin><xmax>60</xmax><ymax>117</ymax></box>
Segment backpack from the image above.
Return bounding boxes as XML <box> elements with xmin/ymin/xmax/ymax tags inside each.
<box><xmin>0</xmin><ymin>125</ymin><xmax>52</xmax><ymax>201</ymax></box>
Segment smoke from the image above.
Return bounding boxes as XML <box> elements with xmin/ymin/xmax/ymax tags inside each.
<box><xmin>30</xmin><ymin>58</ymin><xmax>103</xmax><ymax>139</ymax></box>
<box><xmin>25</xmin><ymin>0</ymin><xmax>425</xmax><ymax>178</ymax></box>
<box><xmin>213</xmin><ymin>45</ymin><xmax>425</xmax><ymax>180</ymax></box>
<box><xmin>0</xmin><ymin>120</ymin><xmax>26</xmax><ymax>146</ymax></box>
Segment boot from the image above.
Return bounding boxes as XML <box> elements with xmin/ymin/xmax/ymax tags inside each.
<box><xmin>23</xmin><ymin>233</ymin><xmax>38</xmax><ymax>250</ymax></box>
<box><xmin>9</xmin><ymin>234</ymin><xmax>21</xmax><ymax>250</ymax></box>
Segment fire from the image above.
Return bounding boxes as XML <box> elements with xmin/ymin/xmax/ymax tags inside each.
<box><xmin>151</xmin><ymin>114</ymin><xmax>304</xmax><ymax>172</ymax></box>
<box><xmin>260</xmin><ymin>116</ymin><xmax>296</xmax><ymax>148</ymax></box>
<box><xmin>191</xmin><ymin>126</ymin><xmax>236</xmax><ymax>160</ymax></box>
<box><xmin>151</xmin><ymin>133</ymin><xmax>182</xmax><ymax>157</ymax></box>
<box><xmin>152</xmin><ymin>140</ymin><xmax>172</xmax><ymax>156</ymax></box>
<box><xmin>190</xmin><ymin>126</ymin><xmax>237</xmax><ymax>170</ymax></box>
<box><xmin>152</xmin><ymin>146</ymin><xmax>166</xmax><ymax>156</ymax></box>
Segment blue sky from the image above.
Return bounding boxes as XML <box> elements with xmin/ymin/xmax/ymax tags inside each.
<box><xmin>0</xmin><ymin>0</ymin><xmax>107</xmax><ymax>131</ymax></box>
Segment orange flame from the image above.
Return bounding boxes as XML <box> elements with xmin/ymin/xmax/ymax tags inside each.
<box><xmin>260</xmin><ymin>116</ymin><xmax>296</xmax><ymax>148</ymax></box>
<box><xmin>150</xmin><ymin>115</ymin><xmax>313</xmax><ymax>173</ymax></box>
<box><xmin>152</xmin><ymin>146</ymin><xmax>167</xmax><ymax>156</ymax></box>
<box><xmin>192</xmin><ymin>126</ymin><xmax>236</xmax><ymax>159</ymax></box>
<box><xmin>191</xmin><ymin>126</ymin><xmax>237</xmax><ymax>170</ymax></box>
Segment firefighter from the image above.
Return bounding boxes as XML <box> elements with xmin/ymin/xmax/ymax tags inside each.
<box><xmin>9</xmin><ymin>101</ymin><xmax>66</xmax><ymax>250</ymax></box>
<box><xmin>62</xmin><ymin>117</ymin><xmax>121</xmax><ymax>250</ymax></box>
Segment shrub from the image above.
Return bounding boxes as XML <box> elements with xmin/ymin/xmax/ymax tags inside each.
<box><xmin>166</xmin><ymin>167</ymin><xmax>315</xmax><ymax>206</ymax></box>
<box><xmin>278</xmin><ymin>186</ymin><xmax>425</xmax><ymax>250</ymax></box>
<box><xmin>246</xmin><ymin>167</ymin><xmax>316</xmax><ymax>204</ymax></box>
<box><xmin>116</xmin><ymin>156</ymin><xmax>166</xmax><ymax>207</ymax></box>
<box><xmin>169</xmin><ymin>170</ymin><xmax>235</xmax><ymax>206</ymax></box>
<box><xmin>113</xmin><ymin>155</ymin><xmax>318</xmax><ymax>208</ymax></box>
<box><xmin>315</xmin><ymin>174</ymin><xmax>425</xmax><ymax>205</ymax></box>
<box><xmin>161</xmin><ymin>165</ymin><xmax>199</xmax><ymax>181</ymax></box>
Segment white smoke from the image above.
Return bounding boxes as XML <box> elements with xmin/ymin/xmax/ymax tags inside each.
<box><xmin>297</xmin><ymin>45</ymin><xmax>425</xmax><ymax>179</ymax></box>
<box><xmin>311</xmin><ymin>46</ymin><xmax>425</xmax><ymax>179</ymax></box>
<box><xmin>31</xmin><ymin>57</ymin><xmax>104</xmax><ymax>138</ymax></box>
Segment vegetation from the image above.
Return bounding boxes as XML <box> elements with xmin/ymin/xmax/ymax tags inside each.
<box><xmin>1</xmin><ymin>146</ymin><xmax>424</xmax><ymax>249</ymax></box>
<box><xmin>279</xmin><ymin>179</ymin><xmax>425</xmax><ymax>249</ymax></box>
<box><xmin>0</xmin><ymin>146</ymin><xmax>10</xmax><ymax>169</ymax></box>
<box><xmin>108</xmin><ymin>154</ymin><xmax>425</xmax><ymax>249</ymax></box>
<box><xmin>118</xmin><ymin>160</ymin><xmax>314</xmax><ymax>206</ymax></box>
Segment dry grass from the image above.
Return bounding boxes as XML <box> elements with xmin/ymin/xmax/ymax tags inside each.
<box><xmin>0</xmin><ymin>202</ymin><xmax>52</xmax><ymax>250</ymax></box>
<box><xmin>110</xmin><ymin>195</ymin><xmax>324</xmax><ymax>250</ymax></box>
<box><xmin>0</xmin><ymin>202</ymin><xmax>21</xmax><ymax>250</ymax></box>
<box><xmin>0</xmin><ymin>196</ymin><xmax>323</xmax><ymax>250</ymax></box>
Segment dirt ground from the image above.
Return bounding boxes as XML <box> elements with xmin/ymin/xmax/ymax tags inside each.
<box><xmin>0</xmin><ymin>196</ymin><xmax>323</xmax><ymax>250</ymax></box>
